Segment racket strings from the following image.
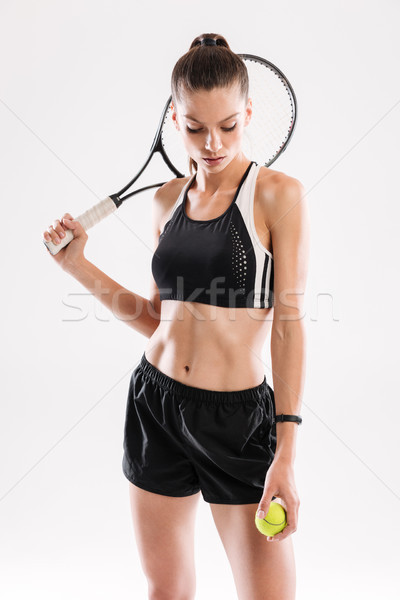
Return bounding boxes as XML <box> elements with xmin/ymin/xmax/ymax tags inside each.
<box><xmin>241</xmin><ymin>60</ymin><xmax>295</xmax><ymax>164</ymax></box>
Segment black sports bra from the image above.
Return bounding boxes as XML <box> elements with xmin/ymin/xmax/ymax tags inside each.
<box><xmin>151</xmin><ymin>161</ymin><xmax>274</xmax><ymax>309</ymax></box>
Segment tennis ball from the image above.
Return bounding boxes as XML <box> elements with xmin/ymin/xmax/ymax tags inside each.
<box><xmin>255</xmin><ymin>501</ymin><xmax>287</xmax><ymax>536</ymax></box>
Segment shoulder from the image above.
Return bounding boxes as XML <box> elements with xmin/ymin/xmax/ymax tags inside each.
<box><xmin>152</xmin><ymin>175</ymin><xmax>191</xmax><ymax>232</ymax></box>
<box><xmin>256</xmin><ymin>165</ymin><xmax>306</xmax><ymax>228</ymax></box>
<box><xmin>153</xmin><ymin>175</ymin><xmax>191</xmax><ymax>207</ymax></box>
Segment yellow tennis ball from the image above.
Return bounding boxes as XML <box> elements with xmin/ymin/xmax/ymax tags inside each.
<box><xmin>255</xmin><ymin>502</ymin><xmax>287</xmax><ymax>536</ymax></box>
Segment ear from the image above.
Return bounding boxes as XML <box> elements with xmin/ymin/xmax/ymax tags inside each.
<box><xmin>244</xmin><ymin>97</ymin><xmax>253</xmax><ymax>127</ymax></box>
<box><xmin>171</xmin><ymin>102</ymin><xmax>180</xmax><ymax>131</ymax></box>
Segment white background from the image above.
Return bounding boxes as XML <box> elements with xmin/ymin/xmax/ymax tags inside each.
<box><xmin>1</xmin><ymin>0</ymin><xmax>399</xmax><ymax>598</ymax></box>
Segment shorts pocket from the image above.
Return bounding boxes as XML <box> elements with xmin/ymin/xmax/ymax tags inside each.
<box><xmin>257</xmin><ymin>384</ymin><xmax>275</xmax><ymax>443</ymax></box>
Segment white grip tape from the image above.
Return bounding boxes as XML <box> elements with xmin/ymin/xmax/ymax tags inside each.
<box><xmin>43</xmin><ymin>196</ymin><xmax>117</xmax><ymax>256</ymax></box>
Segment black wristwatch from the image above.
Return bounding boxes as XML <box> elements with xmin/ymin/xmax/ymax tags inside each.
<box><xmin>274</xmin><ymin>414</ymin><xmax>302</xmax><ymax>425</ymax></box>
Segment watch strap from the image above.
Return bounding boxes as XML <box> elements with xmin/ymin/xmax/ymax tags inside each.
<box><xmin>274</xmin><ymin>414</ymin><xmax>302</xmax><ymax>425</ymax></box>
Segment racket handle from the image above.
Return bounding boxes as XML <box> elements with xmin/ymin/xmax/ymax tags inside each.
<box><xmin>43</xmin><ymin>196</ymin><xmax>118</xmax><ymax>256</ymax></box>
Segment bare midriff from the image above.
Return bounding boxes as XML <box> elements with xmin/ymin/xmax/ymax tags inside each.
<box><xmin>144</xmin><ymin>300</ymin><xmax>273</xmax><ymax>391</ymax></box>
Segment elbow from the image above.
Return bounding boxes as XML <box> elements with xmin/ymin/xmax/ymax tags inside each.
<box><xmin>271</xmin><ymin>319</ymin><xmax>306</xmax><ymax>343</ymax></box>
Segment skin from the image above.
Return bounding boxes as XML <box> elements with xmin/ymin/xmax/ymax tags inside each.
<box><xmin>43</xmin><ymin>81</ymin><xmax>310</xmax><ymax>599</ymax></box>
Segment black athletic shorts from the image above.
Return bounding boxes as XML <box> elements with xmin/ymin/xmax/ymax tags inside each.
<box><xmin>122</xmin><ymin>352</ymin><xmax>277</xmax><ymax>505</ymax></box>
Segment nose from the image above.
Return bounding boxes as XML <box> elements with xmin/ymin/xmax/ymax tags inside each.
<box><xmin>205</xmin><ymin>131</ymin><xmax>222</xmax><ymax>153</ymax></box>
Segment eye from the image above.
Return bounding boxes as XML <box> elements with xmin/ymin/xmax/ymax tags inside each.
<box><xmin>186</xmin><ymin>123</ymin><xmax>237</xmax><ymax>134</ymax></box>
<box><xmin>222</xmin><ymin>124</ymin><xmax>237</xmax><ymax>132</ymax></box>
<box><xmin>186</xmin><ymin>126</ymin><xmax>202</xmax><ymax>133</ymax></box>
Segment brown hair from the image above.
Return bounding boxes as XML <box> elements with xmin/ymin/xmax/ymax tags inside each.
<box><xmin>171</xmin><ymin>33</ymin><xmax>249</xmax><ymax>174</ymax></box>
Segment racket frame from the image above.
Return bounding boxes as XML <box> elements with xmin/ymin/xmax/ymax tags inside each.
<box><xmin>43</xmin><ymin>52</ymin><xmax>297</xmax><ymax>256</ymax></box>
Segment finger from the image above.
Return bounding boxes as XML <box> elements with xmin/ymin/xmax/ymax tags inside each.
<box><xmin>286</xmin><ymin>505</ymin><xmax>298</xmax><ymax>537</ymax></box>
<box><xmin>257</xmin><ymin>493</ymin><xmax>275</xmax><ymax>519</ymax></box>
<box><xmin>61</xmin><ymin>217</ymin><xmax>76</xmax><ymax>228</ymax></box>
<box><xmin>267</xmin><ymin>523</ymin><xmax>297</xmax><ymax>542</ymax></box>
<box><xmin>62</xmin><ymin>217</ymin><xmax>80</xmax><ymax>232</ymax></box>
<box><xmin>52</xmin><ymin>219</ymin><xmax>66</xmax><ymax>239</ymax></box>
<box><xmin>266</xmin><ymin>525</ymin><xmax>294</xmax><ymax>542</ymax></box>
<box><xmin>63</xmin><ymin>218</ymin><xmax>87</xmax><ymax>240</ymax></box>
<box><xmin>266</xmin><ymin>503</ymin><xmax>298</xmax><ymax>542</ymax></box>
<box><xmin>47</xmin><ymin>225</ymin><xmax>61</xmax><ymax>244</ymax></box>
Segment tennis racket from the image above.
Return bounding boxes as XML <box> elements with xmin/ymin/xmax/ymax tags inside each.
<box><xmin>43</xmin><ymin>53</ymin><xmax>297</xmax><ymax>256</ymax></box>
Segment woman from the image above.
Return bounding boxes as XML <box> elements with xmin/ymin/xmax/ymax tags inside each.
<box><xmin>43</xmin><ymin>33</ymin><xmax>310</xmax><ymax>600</ymax></box>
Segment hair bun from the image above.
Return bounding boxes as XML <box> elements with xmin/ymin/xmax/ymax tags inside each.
<box><xmin>215</xmin><ymin>38</ymin><xmax>228</xmax><ymax>47</ymax></box>
<box><xmin>190</xmin><ymin>33</ymin><xmax>230</xmax><ymax>50</ymax></box>
<box><xmin>201</xmin><ymin>37</ymin><xmax>217</xmax><ymax>46</ymax></box>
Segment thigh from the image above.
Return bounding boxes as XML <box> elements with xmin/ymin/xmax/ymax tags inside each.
<box><xmin>129</xmin><ymin>482</ymin><xmax>201</xmax><ymax>599</ymax></box>
<box><xmin>210</xmin><ymin>502</ymin><xmax>296</xmax><ymax>600</ymax></box>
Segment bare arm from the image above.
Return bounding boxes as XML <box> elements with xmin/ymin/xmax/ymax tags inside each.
<box><xmin>42</xmin><ymin>184</ymin><xmax>173</xmax><ymax>339</ymax></box>
<box><xmin>268</xmin><ymin>178</ymin><xmax>310</xmax><ymax>464</ymax></box>
<box><xmin>66</xmin><ymin>258</ymin><xmax>160</xmax><ymax>338</ymax></box>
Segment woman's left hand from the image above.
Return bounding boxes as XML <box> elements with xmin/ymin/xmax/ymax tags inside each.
<box><xmin>256</xmin><ymin>457</ymin><xmax>300</xmax><ymax>542</ymax></box>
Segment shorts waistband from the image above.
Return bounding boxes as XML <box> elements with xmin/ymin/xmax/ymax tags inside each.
<box><xmin>138</xmin><ymin>352</ymin><xmax>267</xmax><ymax>403</ymax></box>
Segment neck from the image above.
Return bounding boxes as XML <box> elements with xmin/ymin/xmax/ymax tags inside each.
<box><xmin>193</xmin><ymin>154</ymin><xmax>252</xmax><ymax>196</ymax></box>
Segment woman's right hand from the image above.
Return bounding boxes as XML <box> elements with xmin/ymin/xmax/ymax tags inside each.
<box><xmin>43</xmin><ymin>212</ymin><xmax>88</xmax><ymax>272</ymax></box>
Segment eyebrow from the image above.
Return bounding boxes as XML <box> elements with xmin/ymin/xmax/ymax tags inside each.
<box><xmin>183</xmin><ymin>112</ymin><xmax>240</xmax><ymax>124</ymax></box>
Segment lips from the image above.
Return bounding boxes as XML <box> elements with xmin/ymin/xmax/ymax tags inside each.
<box><xmin>203</xmin><ymin>156</ymin><xmax>225</xmax><ymax>165</ymax></box>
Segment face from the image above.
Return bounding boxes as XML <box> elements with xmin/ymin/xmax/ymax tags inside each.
<box><xmin>171</xmin><ymin>83</ymin><xmax>252</xmax><ymax>171</ymax></box>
